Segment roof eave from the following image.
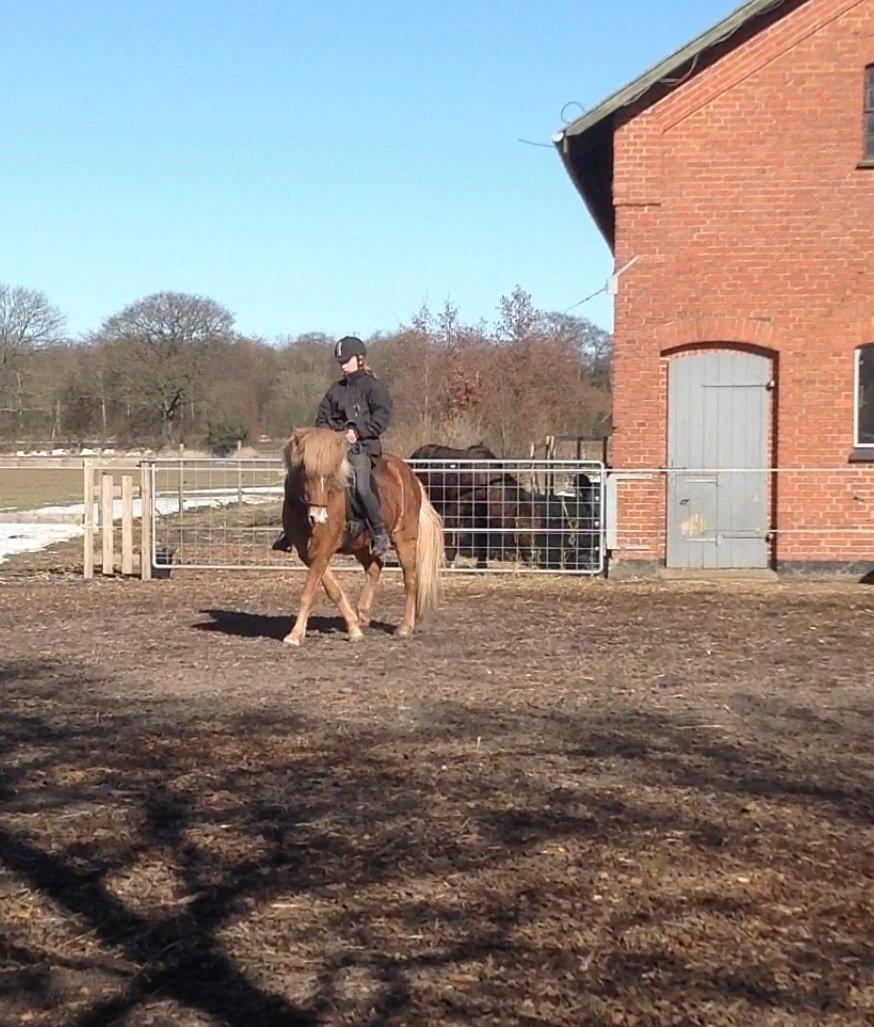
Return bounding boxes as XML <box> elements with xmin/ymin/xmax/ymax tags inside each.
<box><xmin>553</xmin><ymin>0</ymin><xmax>802</xmax><ymax>250</ymax></box>
<box><xmin>556</xmin><ymin>129</ymin><xmax>616</xmax><ymax>249</ymax></box>
<box><xmin>557</xmin><ymin>0</ymin><xmax>792</xmax><ymax>144</ymax></box>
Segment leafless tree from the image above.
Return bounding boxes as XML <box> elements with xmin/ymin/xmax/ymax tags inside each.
<box><xmin>97</xmin><ymin>292</ymin><xmax>235</xmax><ymax>442</ymax></box>
<box><xmin>0</xmin><ymin>283</ymin><xmax>65</xmax><ymax>369</ymax></box>
<box><xmin>0</xmin><ymin>285</ymin><xmax>611</xmax><ymax>454</ymax></box>
<box><xmin>0</xmin><ymin>284</ymin><xmax>66</xmax><ymax>430</ymax></box>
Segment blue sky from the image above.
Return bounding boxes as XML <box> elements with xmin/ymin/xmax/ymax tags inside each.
<box><xmin>3</xmin><ymin>1</ymin><xmax>739</xmax><ymax>341</ymax></box>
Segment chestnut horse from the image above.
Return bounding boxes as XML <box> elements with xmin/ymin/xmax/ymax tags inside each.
<box><xmin>279</xmin><ymin>427</ymin><xmax>444</xmax><ymax>646</ymax></box>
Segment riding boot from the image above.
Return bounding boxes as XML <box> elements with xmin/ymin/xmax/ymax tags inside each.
<box><xmin>271</xmin><ymin>532</ymin><xmax>292</xmax><ymax>552</ymax></box>
<box><xmin>349</xmin><ymin>448</ymin><xmax>391</xmax><ymax>558</ymax></box>
<box><xmin>360</xmin><ymin>492</ymin><xmax>391</xmax><ymax>558</ymax></box>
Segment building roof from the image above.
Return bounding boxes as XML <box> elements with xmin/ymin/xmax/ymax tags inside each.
<box><xmin>554</xmin><ymin>0</ymin><xmax>803</xmax><ymax>248</ymax></box>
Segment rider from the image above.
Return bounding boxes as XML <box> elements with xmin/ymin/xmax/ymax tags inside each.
<box><xmin>274</xmin><ymin>335</ymin><xmax>392</xmax><ymax>558</ymax></box>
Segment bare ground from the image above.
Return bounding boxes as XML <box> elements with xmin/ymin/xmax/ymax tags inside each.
<box><xmin>0</xmin><ymin>570</ymin><xmax>872</xmax><ymax>1026</ymax></box>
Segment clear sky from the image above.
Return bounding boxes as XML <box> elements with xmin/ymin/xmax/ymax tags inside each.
<box><xmin>3</xmin><ymin>1</ymin><xmax>740</xmax><ymax>341</ymax></box>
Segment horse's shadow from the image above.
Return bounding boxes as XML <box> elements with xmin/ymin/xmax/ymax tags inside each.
<box><xmin>196</xmin><ymin>609</ymin><xmax>396</xmax><ymax>640</ymax></box>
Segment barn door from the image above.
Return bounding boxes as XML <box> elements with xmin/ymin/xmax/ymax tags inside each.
<box><xmin>667</xmin><ymin>351</ymin><xmax>771</xmax><ymax>569</ymax></box>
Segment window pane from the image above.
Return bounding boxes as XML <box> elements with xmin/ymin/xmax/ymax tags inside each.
<box><xmin>859</xmin><ymin>347</ymin><xmax>874</xmax><ymax>445</ymax></box>
<box><xmin>867</xmin><ymin>67</ymin><xmax>874</xmax><ymax>110</ymax></box>
<box><xmin>866</xmin><ymin>112</ymin><xmax>874</xmax><ymax>160</ymax></box>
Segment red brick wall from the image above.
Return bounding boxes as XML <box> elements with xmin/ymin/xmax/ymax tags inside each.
<box><xmin>610</xmin><ymin>0</ymin><xmax>874</xmax><ymax>569</ymax></box>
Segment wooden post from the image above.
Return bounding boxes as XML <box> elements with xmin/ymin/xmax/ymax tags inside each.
<box><xmin>83</xmin><ymin>459</ymin><xmax>94</xmax><ymax>580</ymax></box>
<box><xmin>101</xmin><ymin>473</ymin><xmax>114</xmax><ymax>575</ymax></box>
<box><xmin>121</xmin><ymin>474</ymin><xmax>134</xmax><ymax>575</ymax></box>
<box><xmin>140</xmin><ymin>463</ymin><xmax>152</xmax><ymax>581</ymax></box>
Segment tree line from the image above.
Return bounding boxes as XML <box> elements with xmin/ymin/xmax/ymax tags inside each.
<box><xmin>0</xmin><ymin>282</ymin><xmax>611</xmax><ymax>457</ymax></box>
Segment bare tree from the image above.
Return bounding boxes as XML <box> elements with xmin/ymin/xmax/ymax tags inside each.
<box><xmin>0</xmin><ymin>284</ymin><xmax>65</xmax><ymax>431</ymax></box>
<box><xmin>544</xmin><ymin>312</ymin><xmax>613</xmax><ymax>386</ymax></box>
<box><xmin>0</xmin><ymin>283</ymin><xmax>65</xmax><ymax>369</ymax></box>
<box><xmin>496</xmin><ymin>286</ymin><xmax>542</xmax><ymax>345</ymax></box>
<box><xmin>97</xmin><ymin>292</ymin><xmax>234</xmax><ymax>442</ymax></box>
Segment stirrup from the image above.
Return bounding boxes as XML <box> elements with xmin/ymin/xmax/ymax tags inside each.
<box><xmin>370</xmin><ymin>532</ymin><xmax>391</xmax><ymax>558</ymax></box>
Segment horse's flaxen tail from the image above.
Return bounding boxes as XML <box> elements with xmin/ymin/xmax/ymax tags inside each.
<box><xmin>416</xmin><ymin>481</ymin><xmax>444</xmax><ymax>621</ymax></box>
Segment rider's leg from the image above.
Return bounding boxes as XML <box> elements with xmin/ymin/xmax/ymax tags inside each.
<box><xmin>348</xmin><ymin>449</ymin><xmax>391</xmax><ymax>558</ymax></box>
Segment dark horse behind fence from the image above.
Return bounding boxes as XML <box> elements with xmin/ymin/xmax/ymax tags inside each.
<box><xmin>408</xmin><ymin>443</ymin><xmax>513</xmax><ymax>566</ymax></box>
<box><xmin>410</xmin><ymin>443</ymin><xmax>600</xmax><ymax>570</ymax></box>
<box><xmin>408</xmin><ymin>443</ymin><xmax>502</xmax><ymax>507</ymax></box>
<box><xmin>278</xmin><ymin>428</ymin><xmax>444</xmax><ymax>645</ymax></box>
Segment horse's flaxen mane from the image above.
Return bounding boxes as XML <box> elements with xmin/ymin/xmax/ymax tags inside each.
<box><xmin>283</xmin><ymin>427</ymin><xmax>351</xmax><ymax>488</ymax></box>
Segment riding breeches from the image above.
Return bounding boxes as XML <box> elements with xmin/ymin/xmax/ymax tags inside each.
<box><xmin>347</xmin><ymin>449</ymin><xmax>386</xmax><ymax>533</ymax></box>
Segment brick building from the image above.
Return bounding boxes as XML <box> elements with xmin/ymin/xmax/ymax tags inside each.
<box><xmin>555</xmin><ymin>0</ymin><xmax>873</xmax><ymax>576</ymax></box>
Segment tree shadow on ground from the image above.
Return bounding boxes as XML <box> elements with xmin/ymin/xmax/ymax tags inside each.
<box><xmin>0</xmin><ymin>658</ymin><xmax>871</xmax><ymax>1025</ymax></box>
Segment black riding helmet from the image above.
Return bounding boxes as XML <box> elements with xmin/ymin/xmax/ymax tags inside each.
<box><xmin>334</xmin><ymin>335</ymin><xmax>366</xmax><ymax>363</ymax></box>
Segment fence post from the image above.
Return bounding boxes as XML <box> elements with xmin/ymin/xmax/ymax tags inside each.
<box><xmin>140</xmin><ymin>463</ymin><xmax>152</xmax><ymax>581</ymax></box>
<box><xmin>83</xmin><ymin>458</ymin><xmax>94</xmax><ymax>580</ymax></box>
<box><xmin>121</xmin><ymin>474</ymin><xmax>134</xmax><ymax>575</ymax></box>
<box><xmin>101</xmin><ymin>472</ymin><xmax>114</xmax><ymax>575</ymax></box>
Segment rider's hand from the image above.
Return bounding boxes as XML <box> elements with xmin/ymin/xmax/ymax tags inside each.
<box><xmin>344</xmin><ymin>428</ymin><xmax>358</xmax><ymax>444</ymax></box>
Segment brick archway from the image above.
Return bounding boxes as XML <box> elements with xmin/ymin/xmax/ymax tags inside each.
<box><xmin>651</xmin><ymin>316</ymin><xmax>776</xmax><ymax>355</ymax></box>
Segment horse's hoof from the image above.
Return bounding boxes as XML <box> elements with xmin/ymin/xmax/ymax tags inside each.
<box><xmin>395</xmin><ymin>627</ymin><xmax>413</xmax><ymax>639</ymax></box>
<box><xmin>349</xmin><ymin>631</ymin><xmax>364</xmax><ymax>643</ymax></box>
<box><xmin>283</xmin><ymin>635</ymin><xmax>301</xmax><ymax>648</ymax></box>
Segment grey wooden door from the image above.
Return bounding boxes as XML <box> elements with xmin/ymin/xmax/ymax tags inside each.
<box><xmin>667</xmin><ymin>351</ymin><xmax>771</xmax><ymax>569</ymax></box>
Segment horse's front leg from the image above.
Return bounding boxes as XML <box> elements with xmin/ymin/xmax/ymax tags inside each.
<box><xmin>284</xmin><ymin>546</ymin><xmax>333</xmax><ymax>647</ymax></box>
<box><xmin>321</xmin><ymin>567</ymin><xmax>364</xmax><ymax>642</ymax></box>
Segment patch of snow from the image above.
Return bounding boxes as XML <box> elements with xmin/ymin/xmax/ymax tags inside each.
<box><xmin>0</xmin><ymin>523</ymin><xmax>84</xmax><ymax>563</ymax></box>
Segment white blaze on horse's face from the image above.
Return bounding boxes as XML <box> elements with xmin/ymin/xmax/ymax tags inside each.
<box><xmin>308</xmin><ymin>505</ymin><xmax>328</xmax><ymax>526</ymax></box>
<box><xmin>307</xmin><ymin>475</ymin><xmax>329</xmax><ymax>526</ymax></box>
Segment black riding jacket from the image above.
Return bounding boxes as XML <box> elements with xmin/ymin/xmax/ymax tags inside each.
<box><xmin>315</xmin><ymin>370</ymin><xmax>392</xmax><ymax>456</ymax></box>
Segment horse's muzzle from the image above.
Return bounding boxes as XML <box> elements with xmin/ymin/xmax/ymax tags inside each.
<box><xmin>308</xmin><ymin>506</ymin><xmax>329</xmax><ymax>526</ymax></box>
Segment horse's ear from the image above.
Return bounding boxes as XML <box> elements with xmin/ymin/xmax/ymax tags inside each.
<box><xmin>283</xmin><ymin>426</ymin><xmax>311</xmax><ymax>470</ymax></box>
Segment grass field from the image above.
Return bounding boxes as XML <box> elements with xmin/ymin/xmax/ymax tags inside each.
<box><xmin>0</xmin><ymin>468</ymin><xmax>85</xmax><ymax>511</ymax></box>
<box><xmin>1</xmin><ymin>458</ymin><xmax>285</xmax><ymax>515</ymax></box>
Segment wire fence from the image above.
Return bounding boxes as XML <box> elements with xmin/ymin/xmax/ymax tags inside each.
<box><xmin>148</xmin><ymin>460</ymin><xmax>872</xmax><ymax>574</ymax></box>
<box><xmin>148</xmin><ymin>458</ymin><xmax>606</xmax><ymax>575</ymax></box>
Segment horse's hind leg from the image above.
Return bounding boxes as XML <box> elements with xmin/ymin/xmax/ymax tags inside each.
<box><xmin>395</xmin><ymin>538</ymin><xmax>418</xmax><ymax>638</ymax></box>
<box><xmin>321</xmin><ymin>567</ymin><xmax>364</xmax><ymax>642</ymax></box>
<box><xmin>355</xmin><ymin>554</ymin><xmax>383</xmax><ymax>628</ymax></box>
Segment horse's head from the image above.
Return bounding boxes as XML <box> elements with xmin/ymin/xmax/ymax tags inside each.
<box><xmin>283</xmin><ymin>427</ymin><xmax>352</xmax><ymax>527</ymax></box>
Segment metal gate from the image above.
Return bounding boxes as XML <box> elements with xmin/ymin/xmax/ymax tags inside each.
<box><xmin>147</xmin><ymin>457</ymin><xmax>606</xmax><ymax>575</ymax></box>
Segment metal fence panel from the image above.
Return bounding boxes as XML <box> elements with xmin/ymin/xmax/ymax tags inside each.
<box><xmin>148</xmin><ymin>457</ymin><xmax>606</xmax><ymax>575</ymax></box>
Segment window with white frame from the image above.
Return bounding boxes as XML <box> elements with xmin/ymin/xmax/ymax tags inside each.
<box><xmin>865</xmin><ymin>66</ymin><xmax>874</xmax><ymax>162</ymax></box>
<box><xmin>856</xmin><ymin>345</ymin><xmax>874</xmax><ymax>446</ymax></box>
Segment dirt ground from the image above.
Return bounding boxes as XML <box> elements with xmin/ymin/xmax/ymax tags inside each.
<box><xmin>0</xmin><ymin>569</ymin><xmax>872</xmax><ymax>1026</ymax></box>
